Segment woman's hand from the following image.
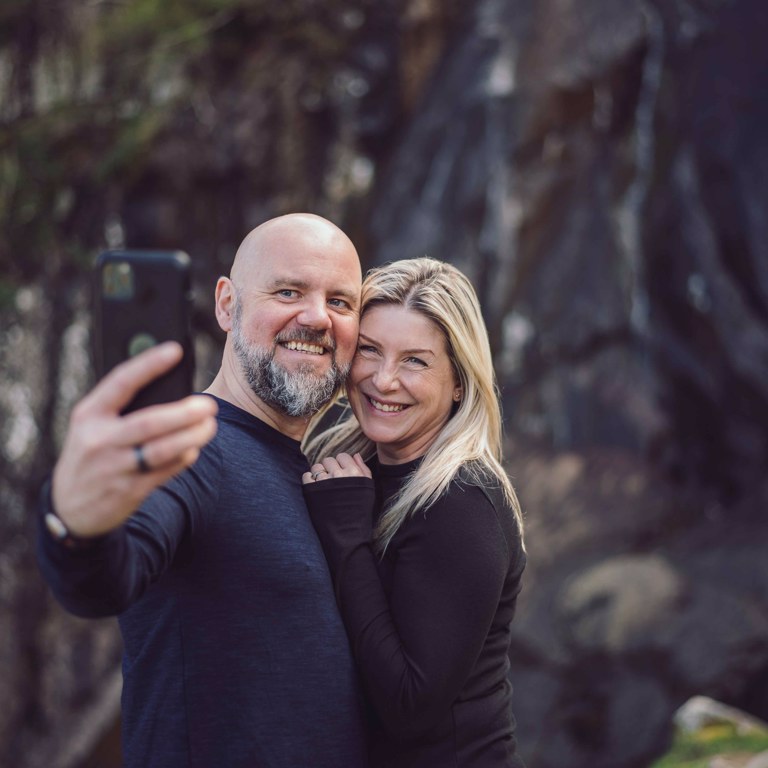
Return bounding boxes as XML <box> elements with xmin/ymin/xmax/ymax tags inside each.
<box><xmin>302</xmin><ymin>452</ymin><xmax>372</xmax><ymax>485</ymax></box>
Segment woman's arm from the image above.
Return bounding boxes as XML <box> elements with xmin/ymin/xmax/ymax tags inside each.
<box><xmin>305</xmin><ymin>477</ymin><xmax>517</xmax><ymax>740</ymax></box>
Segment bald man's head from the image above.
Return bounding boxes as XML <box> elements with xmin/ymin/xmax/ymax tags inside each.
<box><xmin>230</xmin><ymin>213</ymin><xmax>360</xmax><ymax>287</ymax></box>
<box><xmin>212</xmin><ymin>213</ymin><xmax>362</xmax><ymax>421</ymax></box>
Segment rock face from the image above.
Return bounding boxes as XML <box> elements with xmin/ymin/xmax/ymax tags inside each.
<box><xmin>367</xmin><ymin>0</ymin><xmax>768</xmax><ymax>481</ymax></box>
<box><xmin>1</xmin><ymin>1</ymin><xmax>767</xmax><ymax>766</ymax></box>
<box><xmin>509</xmin><ymin>447</ymin><xmax>768</xmax><ymax>766</ymax></box>
<box><xmin>365</xmin><ymin>0</ymin><xmax>768</xmax><ymax>764</ymax></box>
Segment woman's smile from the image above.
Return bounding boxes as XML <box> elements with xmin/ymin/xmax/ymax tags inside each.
<box><xmin>364</xmin><ymin>394</ymin><xmax>409</xmax><ymax>414</ymax></box>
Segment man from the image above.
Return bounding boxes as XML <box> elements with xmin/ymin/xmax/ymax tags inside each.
<box><xmin>38</xmin><ymin>214</ymin><xmax>368</xmax><ymax>768</ymax></box>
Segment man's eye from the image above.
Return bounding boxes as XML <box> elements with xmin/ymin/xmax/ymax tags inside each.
<box><xmin>328</xmin><ymin>298</ymin><xmax>351</xmax><ymax>309</ymax></box>
<box><xmin>277</xmin><ymin>289</ymin><xmax>298</xmax><ymax>298</ymax></box>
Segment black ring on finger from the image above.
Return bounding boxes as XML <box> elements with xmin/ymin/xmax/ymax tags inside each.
<box><xmin>134</xmin><ymin>445</ymin><xmax>151</xmax><ymax>474</ymax></box>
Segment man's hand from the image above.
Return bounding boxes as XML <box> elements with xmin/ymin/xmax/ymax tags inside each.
<box><xmin>52</xmin><ymin>342</ymin><xmax>218</xmax><ymax>537</ymax></box>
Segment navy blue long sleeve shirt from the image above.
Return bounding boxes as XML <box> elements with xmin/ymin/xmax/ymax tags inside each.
<box><xmin>38</xmin><ymin>397</ymin><xmax>368</xmax><ymax>768</ymax></box>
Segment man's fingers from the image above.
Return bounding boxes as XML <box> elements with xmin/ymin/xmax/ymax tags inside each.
<box><xmin>137</xmin><ymin>417</ymin><xmax>218</xmax><ymax>472</ymax></box>
<box><xmin>82</xmin><ymin>342</ymin><xmax>185</xmax><ymax>416</ymax></box>
<box><xmin>116</xmin><ymin>395</ymin><xmax>218</xmax><ymax>448</ymax></box>
<box><xmin>52</xmin><ymin>420</ymin><xmax>216</xmax><ymax>537</ymax></box>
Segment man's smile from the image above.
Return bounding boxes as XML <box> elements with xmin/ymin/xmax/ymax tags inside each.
<box><xmin>280</xmin><ymin>340</ymin><xmax>327</xmax><ymax>355</ymax></box>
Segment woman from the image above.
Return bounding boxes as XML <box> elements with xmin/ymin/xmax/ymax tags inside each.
<box><xmin>303</xmin><ymin>257</ymin><xmax>526</xmax><ymax>767</ymax></box>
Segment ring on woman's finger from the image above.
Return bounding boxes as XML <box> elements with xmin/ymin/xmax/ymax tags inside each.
<box><xmin>311</xmin><ymin>469</ymin><xmax>328</xmax><ymax>481</ymax></box>
<box><xmin>134</xmin><ymin>445</ymin><xmax>151</xmax><ymax>474</ymax></box>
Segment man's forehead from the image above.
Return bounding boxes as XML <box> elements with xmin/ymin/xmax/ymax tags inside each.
<box><xmin>231</xmin><ymin>216</ymin><xmax>362</xmax><ymax>293</ymax></box>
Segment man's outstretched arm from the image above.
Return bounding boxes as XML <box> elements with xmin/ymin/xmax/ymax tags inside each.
<box><xmin>38</xmin><ymin>342</ymin><xmax>218</xmax><ymax>616</ymax></box>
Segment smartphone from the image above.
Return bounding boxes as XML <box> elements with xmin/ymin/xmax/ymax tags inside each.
<box><xmin>94</xmin><ymin>249</ymin><xmax>195</xmax><ymax>413</ymax></box>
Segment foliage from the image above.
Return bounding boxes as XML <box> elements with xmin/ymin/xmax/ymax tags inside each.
<box><xmin>0</xmin><ymin>0</ymin><xmax>373</xmax><ymax>290</ymax></box>
<box><xmin>651</xmin><ymin>723</ymin><xmax>768</xmax><ymax>768</ymax></box>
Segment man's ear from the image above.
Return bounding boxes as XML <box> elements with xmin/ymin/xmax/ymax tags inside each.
<box><xmin>214</xmin><ymin>277</ymin><xmax>235</xmax><ymax>332</ymax></box>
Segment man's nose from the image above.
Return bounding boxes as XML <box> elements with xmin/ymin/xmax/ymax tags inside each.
<box><xmin>297</xmin><ymin>298</ymin><xmax>332</xmax><ymax>329</ymax></box>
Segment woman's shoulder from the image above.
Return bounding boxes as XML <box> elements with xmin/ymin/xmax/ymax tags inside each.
<box><xmin>452</xmin><ymin>462</ymin><xmax>506</xmax><ymax>501</ymax></box>
<box><xmin>443</xmin><ymin>463</ymin><xmax>522</xmax><ymax>539</ymax></box>
<box><xmin>417</xmin><ymin>463</ymin><xmax>494</xmax><ymax>517</ymax></box>
<box><xmin>402</xmin><ymin>466</ymin><xmax>521</xmax><ymax>566</ymax></box>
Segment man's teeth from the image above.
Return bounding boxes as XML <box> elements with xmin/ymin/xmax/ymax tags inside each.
<box><xmin>370</xmin><ymin>398</ymin><xmax>404</xmax><ymax>413</ymax></box>
<box><xmin>282</xmin><ymin>341</ymin><xmax>325</xmax><ymax>354</ymax></box>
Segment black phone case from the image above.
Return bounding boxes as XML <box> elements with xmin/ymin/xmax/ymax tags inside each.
<box><xmin>94</xmin><ymin>250</ymin><xmax>195</xmax><ymax>413</ymax></box>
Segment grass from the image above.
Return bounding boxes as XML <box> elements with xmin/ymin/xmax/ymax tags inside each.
<box><xmin>651</xmin><ymin>722</ymin><xmax>768</xmax><ymax>768</ymax></box>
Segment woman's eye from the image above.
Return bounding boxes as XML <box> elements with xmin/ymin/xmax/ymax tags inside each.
<box><xmin>406</xmin><ymin>357</ymin><xmax>427</xmax><ymax>367</ymax></box>
<box><xmin>358</xmin><ymin>344</ymin><xmax>377</xmax><ymax>354</ymax></box>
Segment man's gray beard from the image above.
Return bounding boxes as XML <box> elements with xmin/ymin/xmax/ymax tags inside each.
<box><xmin>232</xmin><ymin>315</ymin><xmax>348</xmax><ymax>419</ymax></box>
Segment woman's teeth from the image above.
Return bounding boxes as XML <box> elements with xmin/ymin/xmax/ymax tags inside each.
<box><xmin>370</xmin><ymin>397</ymin><xmax>405</xmax><ymax>413</ymax></box>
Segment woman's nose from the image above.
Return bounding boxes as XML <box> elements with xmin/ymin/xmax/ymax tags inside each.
<box><xmin>372</xmin><ymin>361</ymin><xmax>399</xmax><ymax>391</ymax></box>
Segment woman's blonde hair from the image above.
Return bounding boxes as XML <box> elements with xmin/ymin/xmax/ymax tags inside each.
<box><xmin>304</xmin><ymin>257</ymin><xmax>523</xmax><ymax>553</ymax></box>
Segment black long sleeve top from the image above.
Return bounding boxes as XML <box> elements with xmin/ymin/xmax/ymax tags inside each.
<box><xmin>304</xmin><ymin>458</ymin><xmax>526</xmax><ymax>768</ymax></box>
